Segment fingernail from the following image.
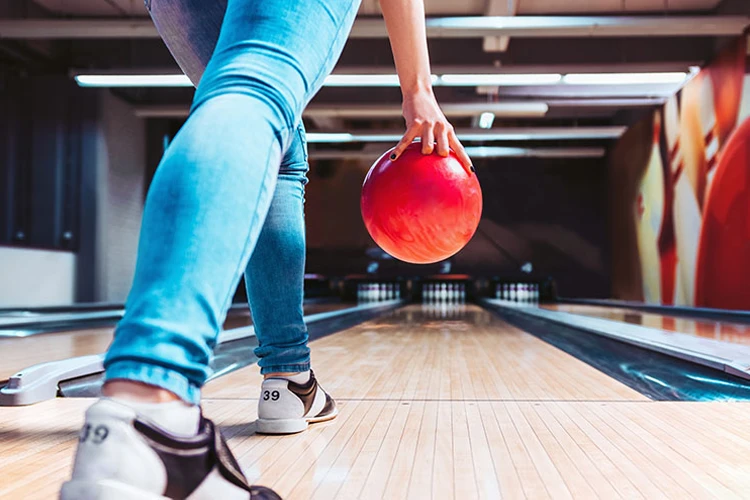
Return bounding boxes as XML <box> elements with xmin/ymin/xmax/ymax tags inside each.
<box><xmin>390</xmin><ymin>154</ymin><xmax>396</xmax><ymax>160</ymax></box>
<box><xmin>470</xmin><ymin>165</ymin><xmax>476</xmax><ymax>173</ymax></box>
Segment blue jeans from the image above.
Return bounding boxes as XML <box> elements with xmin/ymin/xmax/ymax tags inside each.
<box><xmin>104</xmin><ymin>0</ymin><xmax>360</xmax><ymax>404</ymax></box>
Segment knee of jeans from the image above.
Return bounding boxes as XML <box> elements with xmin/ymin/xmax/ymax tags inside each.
<box><xmin>193</xmin><ymin>64</ymin><xmax>300</xmax><ymax>138</ymax></box>
<box><xmin>279</xmin><ymin>125</ymin><xmax>309</xmax><ymax>183</ymax></box>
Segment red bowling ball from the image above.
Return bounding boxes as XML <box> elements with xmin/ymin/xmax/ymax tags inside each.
<box><xmin>361</xmin><ymin>143</ymin><xmax>483</xmax><ymax>264</ymax></box>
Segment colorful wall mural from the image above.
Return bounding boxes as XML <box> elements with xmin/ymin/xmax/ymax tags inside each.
<box><xmin>612</xmin><ymin>37</ymin><xmax>750</xmax><ymax>310</ymax></box>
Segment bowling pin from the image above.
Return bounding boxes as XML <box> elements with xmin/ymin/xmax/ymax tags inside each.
<box><xmin>634</xmin><ymin>112</ymin><xmax>666</xmax><ymax>304</ymax></box>
<box><xmin>699</xmin><ymin>76</ymin><xmax>721</xmax><ymax>191</ymax></box>
<box><xmin>740</xmin><ymin>75</ymin><xmax>750</xmax><ymax>123</ymax></box>
<box><xmin>665</xmin><ymin>95</ymin><xmax>701</xmax><ymax>306</ymax></box>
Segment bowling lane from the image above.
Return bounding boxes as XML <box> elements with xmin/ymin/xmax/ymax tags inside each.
<box><xmin>547</xmin><ymin>304</ymin><xmax>750</xmax><ymax>346</ymax></box>
<box><xmin>10</xmin><ymin>306</ymin><xmax>750</xmax><ymax>499</ymax></box>
<box><xmin>0</xmin><ymin>301</ymin><xmax>351</xmax><ymax>382</ymax></box>
<box><xmin>203</xmin><ymin>304</ymin><xmax>646</xmax><ymax>401</ymax></box>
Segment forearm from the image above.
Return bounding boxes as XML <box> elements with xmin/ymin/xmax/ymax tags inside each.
<box><xmin>379</xmin><ymin>0</ymin><xmax>432</xmax><ymax>96</ymax></box>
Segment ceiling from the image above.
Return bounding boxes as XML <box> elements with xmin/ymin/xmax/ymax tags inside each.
<box><xmin>30</xmin><ymin>0</ymin><xmax>725</xmax><ymax>16</ymax></box>
<box><xmin>2</xmin><ymin>0</ymin><xmax>748</xmax><ymax>158</ymax></box>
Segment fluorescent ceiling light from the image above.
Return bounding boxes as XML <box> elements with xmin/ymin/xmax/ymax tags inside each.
<box><xmin>73</xmin><ymin>71</ymin><xmax>690</xmax><ymax>89</ymax></box>
<box><xmin>465</xmin><ymin>146</ymin><xmax>606</xmax><ymax>158</ymax></box>
<box><xmin>306</xmin><ymin>133</ymin><xmax>354</xmax><ymax>143</ymax></box>
<box><xmin>438</xmin><ymin>74</ymin><xmax>562</xmax><ymax>86</ymax></box>
<box><xmin>478</xmin><ymin>112</ymin><xmax>495</xmax><ymax>129</ymax></box>
<box><xmin>323</xmin><ymin>74</ymin><xmax>403</xmax><ymax>87</ymax></box>
<box><xmin>309</xmin><ymin>146</ymin><xmax>607</xmax><ymax>160</ymax></box>
<box><xmin>562</xmin><ymin>72</ymin><xmax>688</xmax><ymax>85</ymax></box>
<box><xmin>324</xmin><ymin>74</ymin><xmax>441</xmax><ymax>87</ymax></box>
<box><xmin>306</xmin><ymin>127</ymin><xmax>625</xmax><ymax>143</ymax></box>
<box><xmin>307</xmin><ymin>133</ymin><xmax>394</xmax><ymax>143</ymax></box>
<box><xmin>73</xmin><ymin>72</ymin><xmax>562</xmax><ymax>89</ymax></box>
<box><xmin>74</xmin><ymin>74</ymin><xmax>192</xmax><ymax>87</ymax></box>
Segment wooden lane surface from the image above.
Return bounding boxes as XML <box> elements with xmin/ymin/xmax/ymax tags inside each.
<box><xmin>203</xmin><ymin>305</ymin><xmax>646</xmax><ymax>401</ymax></box>
<box><xmin>3</xmin><ymin>398</ymin><xmax>750</xmax><ymax>499</ymax></box>
<box><xmin>0</xmin><ymin>302</ymin><xmax>349</xmax><ymax>382</ymax></box>
<box><xmin>12</xmin><ymin>304</ymin><xmax>750</xmax><ymax>499</ymax></box>
<box><xmin>546</xmin><ymin>304</ymin><xmax>750</xmax><ymax>345</ymax></box>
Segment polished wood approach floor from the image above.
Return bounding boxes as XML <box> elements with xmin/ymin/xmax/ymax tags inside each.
<box><xmin>4</xmin><ymin>305</ymin><xmax>750</xmax><ymax>499</ymax></box>
<box><xmin>547</xmin><ymin>304</ymin><xmax>750</xmax><ymax>345</ymax></box>
<box><xmin>0</xmin><ymin>302</ymin><xmax>346</xmax><ymax>382</ymax></box>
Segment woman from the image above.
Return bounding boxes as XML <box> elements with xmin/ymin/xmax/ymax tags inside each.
<box><xmin>61</xmin><ymin>0</ymin><xmax>472</xmax><ymax>497</ymax></box>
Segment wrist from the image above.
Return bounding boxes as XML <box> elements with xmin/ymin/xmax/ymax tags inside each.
<box><xmin>400</xmin><ymin>78</ymin><xmax>434</xmax><ymax>98</ymax></box>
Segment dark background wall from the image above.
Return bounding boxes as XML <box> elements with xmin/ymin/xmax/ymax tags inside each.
<box><xmin>0</xmin><ymin>73</ymin><xmax>146</xmax><ymax>306</ymax></box>
<box><xmin>302</xmin><ymin>155</ymin><xmax>611</xmax><ymax>298</ymax></box>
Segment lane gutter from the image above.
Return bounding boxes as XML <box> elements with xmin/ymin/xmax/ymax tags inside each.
<box><xmin>481</xmin><ymin>299</ymin><xmax>750</xmax><ymax>402</ymax></box>
<box><xmin>0</xmin><ymin>300</ymin><xmax>403</xmax><ymax>406</ymax></box>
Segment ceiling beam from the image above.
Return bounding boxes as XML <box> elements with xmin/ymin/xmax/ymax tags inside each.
<box><xmin>134</xmin><ymin>102</ymin><xmax>552</xmax><ymax>119</ymax></box>
<box><xmin>483</xmin><ymin>0</ymin><xmax>518</xmax><ymax>53</ymax></box>
<box><xmin>134</xmin><ymin>99</ymin><xmax>663</xmax><ymax>119</ymax></box>
<box><xmin>1</xmin><ymin>16</ymin><xmax>747</xmax><ymax>39</ymax></box>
